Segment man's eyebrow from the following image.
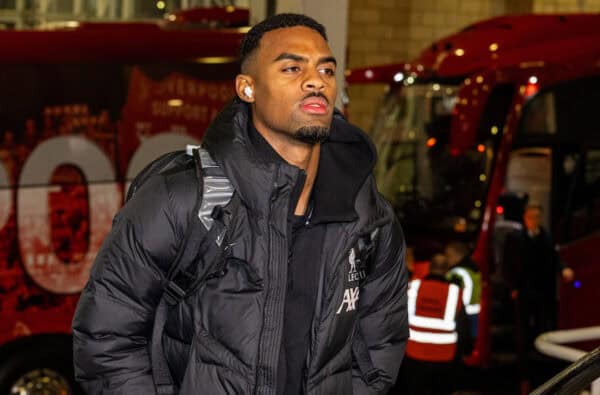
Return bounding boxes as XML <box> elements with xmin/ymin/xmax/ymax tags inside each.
<box><xmin>318</xmin><ymin>56</ymin><xmax>337</xmax><ymax>66</ymax></box>
<box><xmin>273</xmin><ymin>53</ymin><xmax>306</xmax><ymax>63</ymax></box>
<box><xmin>273</xmin><ymin>53</ymin><xmax>337</xmax><ymax>66</ymax></box>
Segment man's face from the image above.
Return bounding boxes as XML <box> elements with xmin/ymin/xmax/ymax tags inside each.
<box><xmin>444</xmin><ymin>246</ymin><xmax>460</xmax><ymax>267</ymax></box>
<box><xmin>523</xmin><ymin>207</ymin><xmax>542</xmax><ymax>231</ymax></box>
<box><xmin>243</xmin><ymin>26</ymin><xmax>337</xmax><ymax>144</ymax></box>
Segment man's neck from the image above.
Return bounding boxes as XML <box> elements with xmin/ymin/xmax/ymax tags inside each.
<box><xmin>253</xmin><ymin>122</ymin><xmax>321</xmax><ymax>216</ymax></box>
<box><xmin>293</xmin><ymin>144</ymin><xmax>319</xmax><ymax>215</ymax></box>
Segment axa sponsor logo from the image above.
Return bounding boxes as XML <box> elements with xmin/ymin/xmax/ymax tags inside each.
<box><xmin>336</xmin><ymin>287</ymin><xmax>360</xmax><ymax>314</ymax></box>
<box><xmin>337</xmin><ymin>248</ymin><xmax>366</xmax><ymax>314</ymax></box>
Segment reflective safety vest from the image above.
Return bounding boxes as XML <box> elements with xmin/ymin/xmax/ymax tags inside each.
<box><xmin>406</xmin><ymin>278</ymin><xmax>463</xmax><ymax>362</ymax></box>
<box><xmin>447</xmin><ymin>266</ymin><xmax>481</xmax><ymax>316</ymax></box>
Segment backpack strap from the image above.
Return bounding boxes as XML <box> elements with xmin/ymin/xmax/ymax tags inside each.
<box><xmin>152</xmin><ymin>300</ymin><xmax>179</xmax><ymax>395</ymax></box>
<box><xmin>191</xmin><ymin>146</ymin><xmax>235</xmax><ymax>243</ymax></box>
<box><xmin>151</xmin><ymin>146</ymin><xmax>235</xmax><ymax>395</ymax></box>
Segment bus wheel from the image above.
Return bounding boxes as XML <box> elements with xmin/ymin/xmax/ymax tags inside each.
<box><xmin>0</xmin><ymin>341</ymin><xmax>81</xmax><ymax>395</ymax></box>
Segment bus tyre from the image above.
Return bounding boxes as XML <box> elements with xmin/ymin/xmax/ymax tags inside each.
<box><xmin>0</xmin><ymin>340</ymin><xmax>81</xmax><ymax>395</ymax></box>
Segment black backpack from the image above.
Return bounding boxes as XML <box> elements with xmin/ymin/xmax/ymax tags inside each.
<box><xmin>126</xmin><ymin>146</ymin><xmax>236</xmax><ymax>395</ymax></box>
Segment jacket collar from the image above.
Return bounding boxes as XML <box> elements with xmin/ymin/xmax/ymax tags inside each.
<box><xmin>202</xmin><ymin>99</ymin><xmax>376</xmax><ymax>222</ymax></box>
<box><xmin>310</xmin><ymin>113</ymin><xmax>376</xmax><ymax>224</ymax></box>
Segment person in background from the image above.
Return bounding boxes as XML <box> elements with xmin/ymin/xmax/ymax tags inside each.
<box><xmin>492</xmin><ymin>192</ymin><xmax>528</xmax><ymax>324</ymax></box>
<box><xmin>394</xmin><ymin>253</ymin><xmax>469</xmax><ymax>395</ymax></box>
<box><xmin>509</xmin><ymin>204</ymin><xmax>574</xmax><ymax>393</ymax></box>
<box><xmin>493</xmin><ymin>193</ymin><xmax>527</xmax><ymax>281</ymax></box>
<box><xmin>445</xmin><ymin>241</ymin><xmax>481</xmax><ymax>341</ymax></box>
<box><xmin>514</xmin><ymin>205</ymin><xmax>574</xmax><ymax>345</ymax></box>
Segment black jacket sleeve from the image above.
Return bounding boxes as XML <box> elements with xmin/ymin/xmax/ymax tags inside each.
<box><xmin>352</xmin><ymin>212</ymin><xmax>409</xmax><ymax>394</ymax></box>
<box><xmin>72</xmin><ymin>174</ymin><xmax>189</xmax><ymax>394</ymax></box>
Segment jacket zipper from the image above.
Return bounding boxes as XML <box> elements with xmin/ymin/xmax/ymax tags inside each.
<box><xmin>254</xmin><ymin>166</ymin><xmax>292</xmax><ymax>395</ymax></box>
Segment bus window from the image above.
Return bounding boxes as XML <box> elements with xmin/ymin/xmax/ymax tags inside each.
<box><xmin>553</xmin><ymin>147</ymin><xmax>600</xmax><ymax>243</ymax></box>
<box><xmin>521</xmin><ymin>75</ymin><xmax>600</xmax><ymax>141</ymax></box>
<box><xmin>517</xmin><ymin>75</ymin><xmax>600</xmax><ymax>241</ymax></box>
<box><xmin>521</xmin><ymin>91</ymin><xmax>557</xmax><ymax>135</ymax></box>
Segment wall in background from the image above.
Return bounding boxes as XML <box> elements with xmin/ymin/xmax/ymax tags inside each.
<box><xmin>533</xmin><ymin>0</ymin><xmax>600</xmax><ymax>12</ymax></box>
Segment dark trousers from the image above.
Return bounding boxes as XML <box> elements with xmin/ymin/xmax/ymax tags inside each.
<box><xmin>518</xmin><ymin>292</ymin><xmax>555</xmax><ymax>347</ymax></box>
<box><xmin>516</xmin><ymin>291</ymin><xmax>556</xmax><ymax>384</ymax></box>
<box><xmin>392</xmin><ymin>356</ymin><xmax>456</xmax><ymax>395</ymax></box>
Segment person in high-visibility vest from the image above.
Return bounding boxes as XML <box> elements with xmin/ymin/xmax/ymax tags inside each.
<box><xmin>445</xmin><ymin>241</ymin><xmax>481</xmax><ymax>340</ymax></box>
<box><xmin>395</xmin><ymin>253</ymin><xmax>469</xmax><ymax>395</ymax></box>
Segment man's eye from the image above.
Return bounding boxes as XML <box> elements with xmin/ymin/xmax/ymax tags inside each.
<box><xmin>319</xmin><ymin>68</ymin><xmax>336</xmax><ymax>76</ymax></box>
<box><xmin>283</xmin><ymin>66</ymin><xmax>301</xmax><ymax>73</ymax></box>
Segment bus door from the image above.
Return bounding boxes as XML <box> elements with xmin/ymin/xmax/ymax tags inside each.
<box><xmin>508</xmin><ymin>75</ymin><xmax>600</xmax><ymax>332</ymax></box>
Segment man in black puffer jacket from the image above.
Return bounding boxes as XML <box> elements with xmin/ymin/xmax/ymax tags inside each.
<box><xmin>72</xmin><ymin>13</ymin><xmax>408</xmax><ymax>395</ymax></box>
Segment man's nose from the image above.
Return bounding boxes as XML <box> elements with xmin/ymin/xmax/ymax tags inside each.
<box><xmin>302</xmin><ymin>69</ymin><xmax>326</xmax><ymax>92</ymax></box>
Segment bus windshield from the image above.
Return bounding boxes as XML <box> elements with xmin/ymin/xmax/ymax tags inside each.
<box><xmin>372</xmin><ymin>83</ymin><xmax>496</xmax><ymax>240</ymax></box>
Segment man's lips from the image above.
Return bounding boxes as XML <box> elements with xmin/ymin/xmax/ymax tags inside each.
<box><xmin>301</xmin><ymin>96</ymin><xmax>329</xmax><ymax>115</ymax></box>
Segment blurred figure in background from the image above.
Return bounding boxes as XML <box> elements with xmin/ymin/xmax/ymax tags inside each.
<box><xmin>514</xmin><ymin>205</ymin><xmax>574</xmax><ymax>344</ymax></box>
<box><xmin>395</xmin><ymin>253</ymin><xmax>469</xmax><ymax>395</ymax></box>
<box><xmin>445</xmin><ymin>241</ymin><xmax>481</xmax><ymax>342</ymax></box>
<box><xmin>492</xmin><ymin>192</ymin><xmax>528</xmax><ymax>323</ymax></box>
<box><xmin>511</xmin><ymin>204</ymin><xmax>575</xmax><ymax>393</ymax></box>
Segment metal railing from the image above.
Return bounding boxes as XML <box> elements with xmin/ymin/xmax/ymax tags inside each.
<box><xmin>532</xmin><ymin>326</ymin><xmax>600</xmax><ymax>395</ymax></box>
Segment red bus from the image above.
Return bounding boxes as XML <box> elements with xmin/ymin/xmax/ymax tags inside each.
<box><xmin>0</xmin><ymin>11</ymin><xmax>245</xmax><ymax>394</ymax></box>
<box><xmin>346</xmin><ymin>14</ymin><xmax>600</xmax><ymax>367</ymax></box>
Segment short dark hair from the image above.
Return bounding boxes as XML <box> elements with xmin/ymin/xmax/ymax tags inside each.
<box><xmin>239</xmin><ymin>13</ymin><xmax>328</xmax><ymax>72</ymax></box>
<box><xmin>429</xmin><ymin>253</ymin><xmax>448</xmax><ymax>275</ymax></box>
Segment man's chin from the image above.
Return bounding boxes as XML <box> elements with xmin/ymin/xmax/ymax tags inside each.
<box><xmin>293</xmin><ymin>125</ymin><xmax>330</xmax><ymax>145</ymax></box>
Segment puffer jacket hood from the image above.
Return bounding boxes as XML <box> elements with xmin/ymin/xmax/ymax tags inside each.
<box><xmin>202</xmin><ymin>98</ymin><xmax>377</xmax><ymax>221</ymax></box>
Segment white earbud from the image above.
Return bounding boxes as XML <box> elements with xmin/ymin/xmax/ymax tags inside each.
<box><xmin>244</xmin><ymin>86</ymin><xmax>253</xmax><ymax>98</ymax></box>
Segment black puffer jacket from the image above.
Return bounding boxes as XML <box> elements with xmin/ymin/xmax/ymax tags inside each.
<box><xmin>72</xmin><ymin>100</ymin><xmax>408</xmax><ymax>394</ymax></box>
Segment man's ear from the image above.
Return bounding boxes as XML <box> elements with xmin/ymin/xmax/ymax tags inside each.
<box><xmin>235</xmin><ymin>75</ymin><xmax>255</xmax><ymax>103</ymax></box>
